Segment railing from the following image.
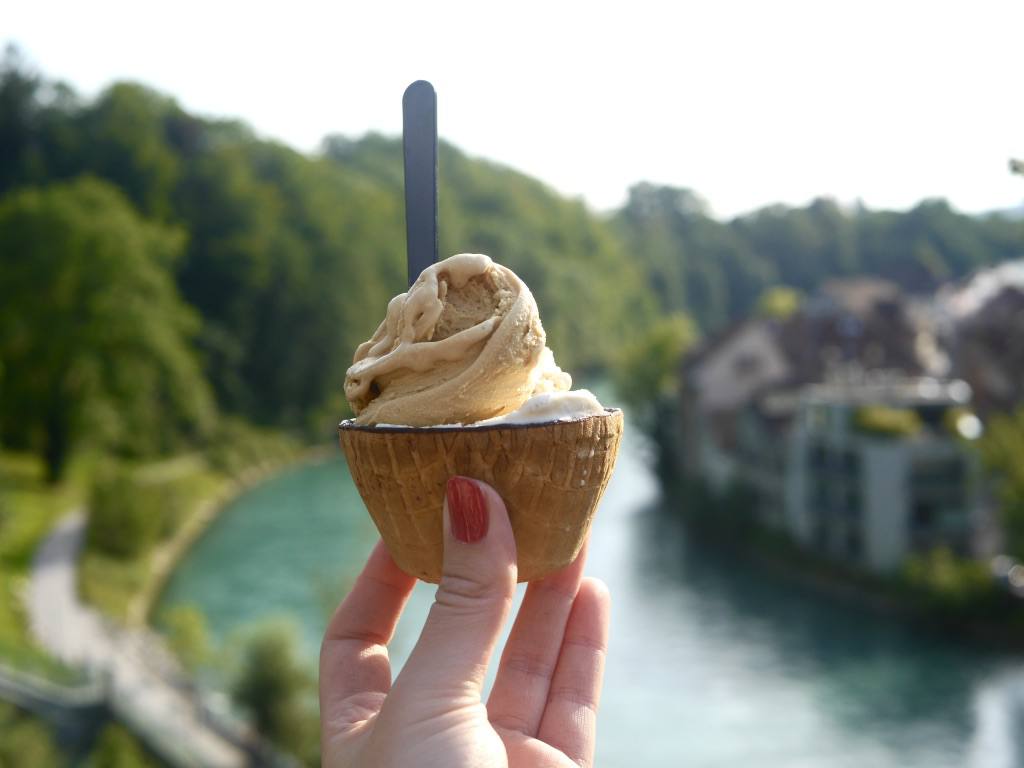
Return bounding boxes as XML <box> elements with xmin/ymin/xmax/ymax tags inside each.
<box><xmin>0</xmin><ymin>660</ymin><xmax>107</xmax><ymax>751</ymax></box>
<box><xmin>0</xmin><ymin>661</ymin><xmax>103</xmax><ymax>709</ymax></box>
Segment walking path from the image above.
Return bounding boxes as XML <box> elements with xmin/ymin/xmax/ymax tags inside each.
<box><xmin>27</xmin><ymin>511</ymin><xmax>249</xmax><ymax>768</ymax></box>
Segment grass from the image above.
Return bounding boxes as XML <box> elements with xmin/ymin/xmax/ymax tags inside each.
<box><xmin>0</xmin><ymin>453</ymin><xmax>84</xmax><ymax>682</ymax></box>
<box><xmin>0</xmin><ymin>423</ymin><xmax>302</xmax><ymax>681</ymax></box>
<box><xmin>78</xmin><ymin>458</ymin><xmax>226</xmax><ymax>622</ymax></box>
<box><xmin>0</xmin><ymin>701</ymin><xmax>63</xmax><ymax>765</ymax></box>
<box><xmin>78</xmin><ymin>551</ymin><xmax>155</xmax><ymax>623</ymax></box>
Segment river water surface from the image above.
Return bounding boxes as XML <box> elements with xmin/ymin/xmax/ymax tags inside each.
<box><xmin>158</xmin><ymin>425</ymin><xmax>1024</xmax><ymax>767</ymax></box>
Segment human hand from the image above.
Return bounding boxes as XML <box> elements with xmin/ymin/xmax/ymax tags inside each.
<box><xmin>320</xmin><ymin>476</ymin><xmax>610</xmax><ymax>768</ymax></box>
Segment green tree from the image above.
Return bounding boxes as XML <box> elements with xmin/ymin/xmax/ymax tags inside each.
<box><xmin>173</xmin><ymin>134</ymin><xmax>405</xmax><ymax>429</ymax></box>
<box><xmin>231</xmin><ymin>620</ymin><xmax>319</xmax><ymax>765</ymax></box>
<box><xmin>0</xmin><ymin>46</ymin><xmax>45</xmax><ymax>192</ymax></box>
<box><xmin>86</xmin><ymin>723</ymin><xmax>160</xmax><ymax>768</ymax></box>
<box><xmin>617</xmin><ymin>183</ymin><xmax>776</xmax><ymax>331</ymax></box>
<box><xmin>613</xmin><ymin>312</ymin><xmax>698</xmax><ymax>409</ymax></box>
<box><xmin>979</xmin><ymin>407</ymin><xmax>1024</xmax><ymax>560</ymax></box>
<box><xmin>756</xmin><ymin>286</ymin><xmax>802</xmax><ymax>319</ymax></box>
<box><xmin>80</xmin><ymin>83</ymin><xmax>182</xmax><ymax>221</ymax></box>
<box><xmin>0</xmin><ymin>47</ymin><xmax>81</xmax><ymax>196</ymax></box>
<box><xmin>612</xmin><ymin>312</ymin><xmax>699</xmax><ymax>480</ymax></box>
<box><xmin>0</xmin><ymin>177</ymin><xmax>215</xmax><ymax>479</ymax></box>
<box><xmin>86</xmin><ymin>465</ymin><xmax>162</xmax><ymax>559</ymax></box>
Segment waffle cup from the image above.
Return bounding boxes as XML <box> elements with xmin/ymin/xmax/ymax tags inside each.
<box><xmin>338</xmin><ymin>408</ymin><xmax>623</xmax><ymax>583</ymax></box>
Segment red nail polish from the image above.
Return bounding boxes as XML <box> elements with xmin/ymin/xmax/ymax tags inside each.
<box><xmin>446</xmin><ymin>476</ymin><xmax>488</xmax><ymax>543</ymax></box>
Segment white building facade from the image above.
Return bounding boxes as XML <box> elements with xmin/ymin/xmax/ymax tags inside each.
<box><xmin>785</xmin><ymin>380</ymin><xmax>982</xmax><ymax>572</ymax></box>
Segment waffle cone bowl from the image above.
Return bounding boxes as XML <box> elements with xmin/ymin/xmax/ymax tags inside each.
<box><xmin>338</xmin><ymin>408</ymin><xmax>623</xmax><ymax>582</ymax></box>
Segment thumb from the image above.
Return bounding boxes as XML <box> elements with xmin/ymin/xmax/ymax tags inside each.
<box><xmin>395</xmin><ymin>476</ymin><xmax>517</xmax><ymax>698</ymax></box>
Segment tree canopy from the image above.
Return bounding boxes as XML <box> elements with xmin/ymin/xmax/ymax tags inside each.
<box><xmin>616</xmin><ymin>183</ymin><xmax>1024</xmax><ymax>332</ymax></box>
<box><xmin>0</xmin><ymin>176</ymin><xmax>213</xmax><ymax>478</ymax></box>
<box><xmin>231</xmin><ymin>620</ymin><xmax>319</xmax><ymax>764</ymax></box>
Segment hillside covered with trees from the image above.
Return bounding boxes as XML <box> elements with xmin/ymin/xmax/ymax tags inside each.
<box><xmin>616</xmin><ymin>184</ymin><xmax>1023</xmax><ymax>331</ymax></box>
<box><xmin>1</xmin><ymin>46</ymin><xmax>1021</xmax><ymax>479</ymax></box>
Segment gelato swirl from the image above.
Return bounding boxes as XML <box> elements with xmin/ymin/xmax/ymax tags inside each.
<box><xmin>345</xmin><ymin>254</ymin><xmax>572</xmax><ymax>426</ymax></box>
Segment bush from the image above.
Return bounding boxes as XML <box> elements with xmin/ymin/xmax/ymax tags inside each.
<box><xmin>901</xmin><ymin>547</ymin><xmax>1001</xmax><ymax>619</ymax></box>
<box><xmin>231</xmin><ymin>620</ymin><xmax>319</xmax><ymax>765</ymax></box>
<box><xmin>87</xmin><ymin>467</ymin><xmax>163</xmax><ymax>559</ymax></box>
<box><xmin>979</xmin><ymin>407</ymin><xmax>1024</xmax><ymax>561</ymax></box>
<box><xmin>205</xmin><ymin>418</ymin><xmax>299</xmax><ymax>477</ymax></box>
<box><xmin>853</xmin><ymin>405</ymin><xmax>922</xmax><ymax>438</ymax></box>
<box><xmin>86</xmin><ymin>459</ymin><xmax>202</xmax><ymax>559</ymax></box>
<box><xmin>756</xmin><ymin>286</ymin><xmax>802</xmax><ymax>319</ymax></box>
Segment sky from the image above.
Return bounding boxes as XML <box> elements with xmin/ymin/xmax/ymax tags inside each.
<box><xmin>5</xmin><ymin>0</ymin><xmax>1024</xmax><ymax>219</ymax></box>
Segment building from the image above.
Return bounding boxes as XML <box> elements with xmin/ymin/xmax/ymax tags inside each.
<box><xmin>785</xmin><ymin>377</ymin><xmax>983</xmax><ymax>571</ymax></box>
<box><xmin>679</xmin><ymin>278</ymin><xmax>989</xmax><ymax>573</ymax></box>
<box><xmin>680</xmin><ymin>276</ymin><xmax>926</xmax><ymax>506</ymax></box>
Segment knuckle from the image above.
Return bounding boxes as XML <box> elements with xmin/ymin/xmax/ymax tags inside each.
<box><xmin>436</xmin><ymin>572</ymin><xmax>512</xmax><ymax>608</ymax></box>
<box><xmin>532</xmin><ymin>578</ymin><xmax>579</xmax><ymax>606</ymax></box>
<box><xmin>564</xmin><ymin>635</ymin><xmax>608</xmax><ymax>657</ymax></box>
<box><xmin>503</xmin><ymin>649</ymin><xmax>557</xmax><ymax>682</ymax></box>
<box><xmin>550</xmin><ymin>684</ymin><xmax>600</xmax><ymax>712</ymax></box>
<box><xmin>490</xmin><ymin>711</ymin><xmax>534</xmax><ymax>737</ymax></box>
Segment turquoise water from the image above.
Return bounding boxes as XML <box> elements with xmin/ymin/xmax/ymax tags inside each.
<box><xmin>157</xmin><ymin>453</ymin><xmax>378</xmax><ymax>650</ymax></box>
<box><xmin>157</xmin><ymin>427</ymin><xmax>1024</xmax><ymax>767</ymax></box>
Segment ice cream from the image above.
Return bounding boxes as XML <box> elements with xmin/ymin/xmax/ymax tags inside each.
<box><xmin>339</xmin><ymin>254</ymin><xmax>622</xmax><ymax>583</ymax></box>
<box><xmin>345</xmin><ymin>253</ymin><xmax>604</xmax><ymax>426</ymax></box>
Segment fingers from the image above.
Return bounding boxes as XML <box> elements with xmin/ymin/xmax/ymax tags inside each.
<box><xmin>393</xmin><ymin>477</ymin><xmax>517</xmax><ymax>699</ymax></box>
<box><xmin>319</xmin><ymin>541</ymin><xmax>416</xmax><ymax>723</ymax></box>
<box><xmin>536</xmin><ymin>578</ymin><xmax>611</xmax><ymax>768</ymax></box>
<box><xmin>487</xmin><ymin>542</ymin><xmax>589</xmax><ymax>736</ymax></box>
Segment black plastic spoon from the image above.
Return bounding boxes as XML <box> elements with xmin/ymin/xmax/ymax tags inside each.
<box><xmin>402</xmin><ymin>80</ymin><xmax>438</xmax><ymax>287</ymax></box>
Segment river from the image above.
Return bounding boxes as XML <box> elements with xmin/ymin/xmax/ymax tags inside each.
<box><xmin>157</xmin><ymin>422</ymin><xmax>1024</xmax><ymax>767</ymax></box>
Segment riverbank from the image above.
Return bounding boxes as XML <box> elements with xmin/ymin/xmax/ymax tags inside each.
<box><xmin>134</xmin><ymin>445</ymin><xmax>334</xmax><ymax>626</ymax></box>
<box><xmin>665</xmin><ymin>476</ymin><xmax>1024</xmax><ymax>649</ymax></box>
<box><xmin>0</xmin><ymin>424</ymin><xmax>323</xmax><ymax>645</ymax></box>
<box><xmin>78</xmin><ymin>430</ymin><xmax>328</xmax><ymax>626</ymax></box>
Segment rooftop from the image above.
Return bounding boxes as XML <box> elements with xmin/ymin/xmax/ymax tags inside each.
<box><xmin>938</xmin><ymin>258</ymin><xmax>1024</xmax><ymax>321</ymax></box>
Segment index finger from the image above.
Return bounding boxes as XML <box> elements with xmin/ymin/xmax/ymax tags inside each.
<box><xmin>319</xmin><ymin>540</ymin><xmax>417</xmax><ymax>720</ymax></box>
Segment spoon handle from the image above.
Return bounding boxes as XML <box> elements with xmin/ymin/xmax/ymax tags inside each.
<box><xmin>403</xmin><ymin>80</ymin><xmax>438</xmax><ymax>287</ymax></box>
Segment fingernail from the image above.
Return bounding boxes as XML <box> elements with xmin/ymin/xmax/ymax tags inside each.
<box><xmin>446</xmin><ymin>476</ymin><xmax>488</xmax><ymax>544</ymax></box>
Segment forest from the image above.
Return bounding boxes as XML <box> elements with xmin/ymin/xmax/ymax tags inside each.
<box><xmin>1</xmin><ymin>45</ymin><xmax>1022</xmax><ymax>481</ymax></box>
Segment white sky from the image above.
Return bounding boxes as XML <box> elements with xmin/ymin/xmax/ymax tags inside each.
<box><xmin>5</xmin><ymin>0</ymin><xmax>1024</xmax><ymax>218</ymax></box>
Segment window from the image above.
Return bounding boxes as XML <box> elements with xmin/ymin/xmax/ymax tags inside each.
<box><xmin>846</xmin><ymin>527</ymin><xmax>862</xmax><ymax>559</ymax></box>
<box><xmin>733</xmin><ymin>352</ymin><xmax>762</xmax><ymax>378</ymax></box>
<box><xmin>912</xmin><ymin>502</ymin><xmax>935</xmax><ymax>530</ymax></box>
